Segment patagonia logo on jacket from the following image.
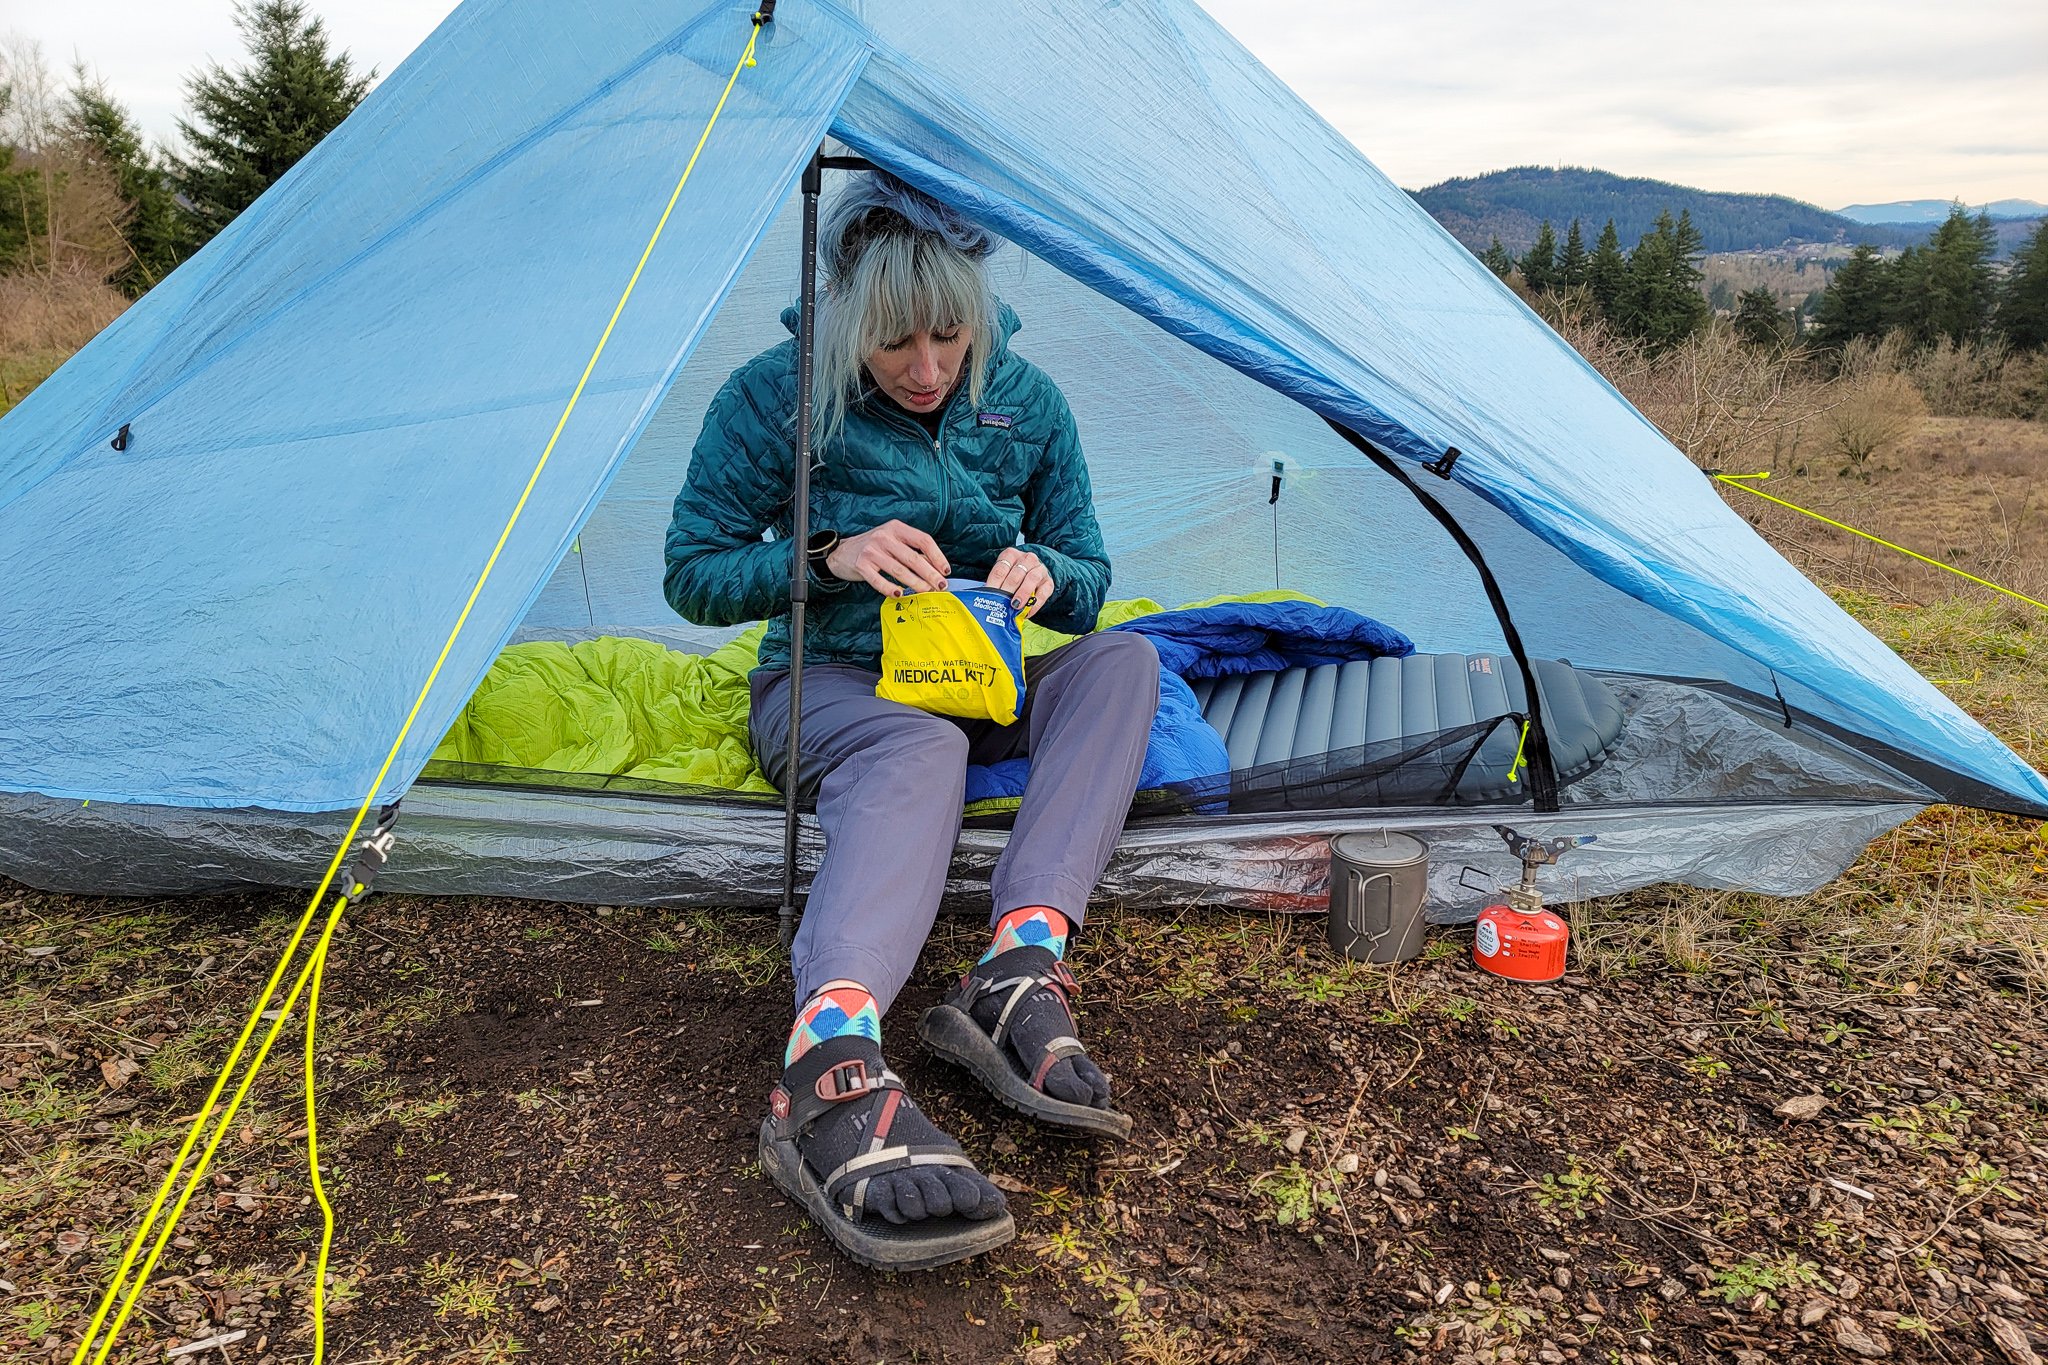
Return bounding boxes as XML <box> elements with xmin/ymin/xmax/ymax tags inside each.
<box><xmin>976</xmin><ymin>411</ymin><xmax>1014</xmax><ymax>428</ymax></box>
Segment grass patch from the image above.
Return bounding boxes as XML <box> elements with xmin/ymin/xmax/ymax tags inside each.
<box><xmin>0</xmin><ymin>1072</ymin><xmax>92</xmax><ymax>1129</ymax></box>
<box><xmin>1707</xmin><ymin>1254</ymin><xmax>1826</xmax><ymax>1307</ymax></box>
<box><xmin>0</xmin><ymin>349</ymin><xmax>74</xmax><ymax>418</ymax></box>
<box><xmin>1249</xmin><ymin>1161</ymin><xmax>1343</xmax><ymax>1228</ymax></box>
<box><xmin>0</xmin><ymin>1142</ymin><xmax>93</xmax><ymax>1218</ymax></box>
<box><xmin>144</xmin><ymin>1024</ymin><xmax>231</xmax><ymax>1094</ymax></box>
<box><xmin>434</xmin><ymin>1277</ymin><xmax>502</xmax><ymax>1322</ymax></box>
<box><xmin>1530</xmin><ymin>1159</ymin><xmax>1610</xmax><ymax>1221</ymax></box>
<box><xmin>678</xmin><ymin>912</ymin><xmax>781</xmax><ymax>987</ymax></box>
<box><xmin>1576</xmin><ymin>598</ymin><xmax>2047</xmax><ymax>988</ymax></box>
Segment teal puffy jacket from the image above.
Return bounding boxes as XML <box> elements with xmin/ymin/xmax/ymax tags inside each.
<box><xmin>663</xmin><ymin>303</ymin><xmax>1111</xmax><ymax>672</ymax></box>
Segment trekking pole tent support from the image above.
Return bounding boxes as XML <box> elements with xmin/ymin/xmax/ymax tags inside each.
<box><xmin>781</xmin><ymin>146</ymin><xmax>878</xmax><ymax>951</ymax></box>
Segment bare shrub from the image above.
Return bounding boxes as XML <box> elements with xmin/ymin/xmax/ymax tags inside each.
<box><xmin>0</xmin><ymin>266</ymin><xmax>127</xmax><ymax>354</ymax></box>
<box><xmin>0</xmin><ymin>34</ymin><xmax>131</xmax><ymax>412</ymax></box>
<box><xmin>0</xmin><ymin>34</ymin><xmax>64</xmax><ymax>153</ymax></box>
<box><xmin>1832</xmin><ymin>331</ymin><xmax>1912</xmax><ymax>384</ymax></box>
<box><xmin>1912</xmin><ymin>336</ymin><xmax>2006</xmax><ymax>416</ymax></box>
<box><xmin>1826</xmin><ymin>370</ymin><xmax>1925</xmax><ymax>467</ymax></box>
<box><xmin>2002</xmin><ymin>350</ymin><xmax>2048</xmax><ymax>422</ymax></box>
<box><xmin>1908</xmin><ymin>337</ymin><xmax>2048</xmax><ymax>421</ymax></box>
<box><xmin>1544</xmin><ymin>296</ymin><xmax>1653</xmax><ymax>400</ymax></box>
<box><xmin>6</xmin><ymin>149</ymin><xmax>131</xmax><ymax>280</ymax></box>
<box><xmin>1645</xmin><ymin>326</ymin><xmax>1829</xmax><ymax>469</ymax></box>
<box><xmin>1</xmin><ymin>35</ymin><xmax>132</xmax><ymax>282</ymax></box>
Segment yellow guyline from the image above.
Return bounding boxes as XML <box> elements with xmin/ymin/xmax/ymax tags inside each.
<box><xmin>72</xmin><ymin>14</ymin><xmax>772</xmax><ymax>1364</ymax></box>
<box><xmin>1714</xmin><ymin>472</ymin><xmax>2048</xmax><ymax>615</ymax></box>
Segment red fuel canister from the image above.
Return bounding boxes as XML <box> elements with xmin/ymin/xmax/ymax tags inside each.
<box><xmin>1472</xmin><ymin>902</ymin><xmax>1569</xmax><ymax>983</ymax></box>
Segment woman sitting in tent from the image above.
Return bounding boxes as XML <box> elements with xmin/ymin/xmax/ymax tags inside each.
<box><xmin>663</xmin><ymin>172</ymin><xmax>1160</xmax><ymax>1267</ymax></box>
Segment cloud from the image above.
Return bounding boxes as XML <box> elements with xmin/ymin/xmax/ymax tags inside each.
<box><xmin>1196</xmin><ymin>0</ymin><xmax>2047</xmax><ymax>204</ymax></box>
<box><xmin>9</xmin><ymin>0</ymin><xmax>2043</xmax><ymax>207</ymax></box>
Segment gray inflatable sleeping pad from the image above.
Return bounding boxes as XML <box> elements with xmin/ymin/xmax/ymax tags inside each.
<box><xmin>1188</xmin><ymin>654</ymin><xmax>1627</xmax><ymax>802</ymax></box>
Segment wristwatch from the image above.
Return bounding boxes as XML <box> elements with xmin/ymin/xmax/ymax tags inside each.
<box><xmin>805</xmin><ymin>529</ymin><xmax>840</xmax><ymax>571</ymax></box>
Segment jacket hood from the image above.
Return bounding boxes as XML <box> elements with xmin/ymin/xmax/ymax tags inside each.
<box><xmin>778</xmin><ymin>300</ymin><xmax>1024</xmax><ymax>356</ymax></box>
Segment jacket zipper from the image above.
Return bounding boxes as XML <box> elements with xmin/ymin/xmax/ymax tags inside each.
<box><xmin>931</xmin><ymin>381</ymin><xmax>974</xmax><ymax>544</ymax></box>
<box><xmin>866</xmin><ymin>386</ymin><xmax>971</xmax><ymax>554</ymax></box>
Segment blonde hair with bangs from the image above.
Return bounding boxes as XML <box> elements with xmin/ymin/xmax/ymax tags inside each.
<box><xmin>812</xmin><ymin>174</ymin><xmax>997</xmax><ymax>447</ymax></box>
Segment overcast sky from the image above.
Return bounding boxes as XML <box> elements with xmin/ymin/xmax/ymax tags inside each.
<box><xmin>8</xmin><ymin>0</ymin><xmax>2044</xmax><ymax>208</ymax></box>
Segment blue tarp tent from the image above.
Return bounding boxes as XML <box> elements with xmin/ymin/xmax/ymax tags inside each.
<box><xmin>2</xmin><ymin>0</ymin><xmax>2042</xmax><ymax>912</ymax></box>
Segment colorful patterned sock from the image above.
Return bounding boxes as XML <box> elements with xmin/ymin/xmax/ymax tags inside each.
<box><xmin>981</xmin><ymin>906</ymin><xmax>1070</xmax><ymax>963</ymax></box>
<box><xmin>784</xmin><ymin>984</ymin><xmax>882</xmax><ymax>1068</ymax></box>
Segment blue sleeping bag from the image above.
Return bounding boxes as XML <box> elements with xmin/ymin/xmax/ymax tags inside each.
<box><xmin>963</xmin><ymin>600</ymin><xmax>1414</xmax><ymax>804</ymax></box>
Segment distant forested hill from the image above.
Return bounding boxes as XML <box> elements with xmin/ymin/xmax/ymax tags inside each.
<box><xmin>1838</xmin><ymin>198</ymin><xmax>2046</xmax><ymax>225</ymax></box>
<box><xmin>1413</xmin><ymin>167</ymin><xmax>1927</xmax><ymax>254</ymax></box>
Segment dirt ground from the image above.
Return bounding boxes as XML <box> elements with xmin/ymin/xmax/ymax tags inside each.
<box><xmin>5</xmin><ymin>418</ymin><xmax>2046</xmax><ymax>1364</ymax></box>
<box><xmin>6</xmin><ymin>866</ymin><xmax>2047</xmax><ymax>1365</ymax></box>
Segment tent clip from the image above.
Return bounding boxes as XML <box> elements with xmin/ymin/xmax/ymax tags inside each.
<box><xmin>344</xmin><ymin>802</ymin><xmax>404</xmax><ymax>902</ymax></box>
<box><xmin>111</xmin><ymin>423</ymin><xmax>131</xmax><ymax>452</ymax></box>
<box><xmin>1424</xmin><ymin>446</ymin><xmax>1461</xmax><ymax>479</ymax></box>
<box><xmin>752</xmin><ymin>0</ymin><xmax>776</xmax><ymax>24</ymax></box>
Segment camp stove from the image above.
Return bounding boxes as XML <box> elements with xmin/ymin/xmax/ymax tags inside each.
<box><xmin>1472</xmin><ymin>825</ymin><xmax>1595</xmax><ymax>983</ymax></box>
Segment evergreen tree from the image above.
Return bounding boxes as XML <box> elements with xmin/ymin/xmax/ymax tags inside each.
<box><xmin>1557</xmin><ymin>217</ymin><xmax>1587</xmax><ymax>289</ymax></box>
<box><xmin>1616</xmin><ymin>210</ymin><xmax>1710</xmax><ymax>349</ymax></box>
<box><xmin>1615</xmin><ymin>212</ymin><xmax>1673</xmax><ymax>340</ymax></box>
<box><xmin>0</xmin><ymin>50</ymin><xmax>41</xmax><ymax>270</ymax></box>
<box><xmin>1799</xmin><ymin>289</ymin><xmax>1826</xmax><ymax>335</ymax></box>
<box><xmin>173</xmin><ymin>0</ymin><xmax>372</xmax><ymax>239</ymax></box>
<box><xmin>67</xmin><ymin>76</ymin><xmax>188</xmax><ymax>293</ymax></box>
<box><xmin>1732</xmin><ymin>287</ymin><xmax>1788</xmax><ymax>347</ymax></box>
<box><xmin>1480</xmin><ymin>235</ymin><xmax>1514</xmax><ymax>278</ymax></box>
<box><xmin>1585</xmin><ymin>218</ymin><xmax>1626</xmax><ymax>319</ymax></box>
<box><xmin>1906</xmin><ymin>206</ymin><xmax>1999</xmax><ymax>345</ymax></box>
<box><xmin>1882</xmin><ymin>246</ymin><xmax>1923</xmax><ymax>337</ymax></box>
<box><xmin>1809</xmin><ymin>244</ymin><xmax>1890</xmax><ymax>350</ymax></box>
<box><xmin>1673</xmin><ymin>209</ymin><xmax>1705</xmax><ymax>283</ymax></box>
<box><xmin>0</xmin><ymin>143</ymin><xmax>33</xmax><ymax>272</ymax></box>
<box><xmin>1999</xmin><ymin>221</ymin><xmax>2048</xmax><ymax>350</ymax></box>
<box><xmin>1520</xmin><ymin>220</ymin><xmax>1557</xmax><ymax>293</ymax></box>
<box><xmin>0</xmin><ymin>64</ymin><xmax>28</xmax><ymax>268</ymax></box>
<box><xmin>1669</xmin><ymin>209</ymin><xmax>1711</xmax><ymax>338</ymax></box>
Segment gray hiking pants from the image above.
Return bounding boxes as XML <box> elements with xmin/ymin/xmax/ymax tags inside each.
<box><xmin>749</xmin><ymin>630</ymin><xmax>1160</xmax><ymax>1014</ymax></box>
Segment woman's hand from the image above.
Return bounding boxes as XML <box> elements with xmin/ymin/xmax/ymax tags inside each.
<box><xmin>986</xmin><ymin>549</ymin><xmax>1054</xmax><ymax>619</ymax></box>
<box><xmin>827</xmin><ymin>520</ymin><xmax>951</xmax><ymax>596</ymax></box>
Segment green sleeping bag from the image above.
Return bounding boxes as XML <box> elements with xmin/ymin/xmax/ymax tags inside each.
<box><xmin>430</xmin><ymin>593</ymin><xmax>1323</xmax><ymax>797</ymax></box>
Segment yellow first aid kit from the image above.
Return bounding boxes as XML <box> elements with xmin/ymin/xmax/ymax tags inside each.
<box><xmin>877</xmin><ymin>578</ymin><xmax>1027</xmax><ymax>724</ymax></box>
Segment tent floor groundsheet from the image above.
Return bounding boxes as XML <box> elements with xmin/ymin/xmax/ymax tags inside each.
<box><xmin>0</xmin><ymin>784</ymin><xmax>1921</xmax><ymax>923</ymax></box>
<box><xmin>0</xmin><ymin>666</ymin><xmax>1936</xmax><ymax>918</ymax></box>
